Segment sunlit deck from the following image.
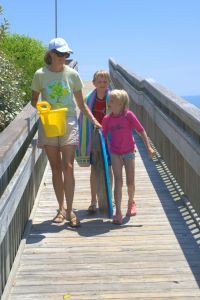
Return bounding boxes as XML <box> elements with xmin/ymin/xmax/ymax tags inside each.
<box><xmin>3</xmin><ymin>81</ymin><xmax>200</xmax><ymax>300</ymax></box>
<box><xmin>6</xmin><ymin>141</ymin><xmax>200</xmax><ymax>298</ymax></box>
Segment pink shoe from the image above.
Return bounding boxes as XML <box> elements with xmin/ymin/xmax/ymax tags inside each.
<box><xmin>126</xmin><ymin>201</ymin><xmax>137</xmax><ymax>216</ymax></box>
<box><xmin>113</xmin><ymin>213</ymin><xmax>123</xmax><ymax>225</ymax></box>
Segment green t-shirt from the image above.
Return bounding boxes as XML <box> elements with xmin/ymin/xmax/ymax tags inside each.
<box><xmin>31</xmin><ymin>65</ymin><xmax>83</xmax><ymax>116</ymax></box>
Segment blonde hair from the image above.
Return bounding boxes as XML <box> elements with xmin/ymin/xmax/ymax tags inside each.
<box><xmin>109</xmin><ymin>89</ymin><xmax>129</xmax><ymax>112</ymax></box>
<box><xmin>92</xmin><ymin>70</ymin><xmax>111</xmax><ymax>84</ymax></box>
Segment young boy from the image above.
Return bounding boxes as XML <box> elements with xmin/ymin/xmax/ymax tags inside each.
<box><xmin>76</xmin><ymin>70</ymin><xmax>112</xmax><ymax>213</ymax></box>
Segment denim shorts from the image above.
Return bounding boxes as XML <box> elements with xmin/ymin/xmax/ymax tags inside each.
<box><xmin>120</xmin><ymin>151</ymin><xmax>135</xmax><ymax>160</ymax></box>
<box><xmin>111</xmin><ymin>151</ymin><xmax>135</xmax><ymax>161</ymax></box>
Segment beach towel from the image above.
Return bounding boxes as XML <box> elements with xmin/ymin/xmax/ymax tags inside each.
<box><xmin>75</xmin><ymin>89</ymin><xmax>110</xmax><ymax>167</ymax></box>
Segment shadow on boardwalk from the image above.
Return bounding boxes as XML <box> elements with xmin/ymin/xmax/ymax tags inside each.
<box><xmin>134</xmin><ymin>132</ymin><xmax>200</xmax><ymax>287</ymax></box>
<box><xmin>27</xmin><ymin>214</ymin><xmax>143</xmax><ymax>243</ymax></box>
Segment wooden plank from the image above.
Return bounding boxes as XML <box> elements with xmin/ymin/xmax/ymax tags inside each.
<box><xmin>4</xmin><ymin>81</ymin><xmax>200</xmax><ymax>299</ymax></box>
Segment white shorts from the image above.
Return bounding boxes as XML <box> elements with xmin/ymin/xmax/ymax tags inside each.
<box><xmin>37</xmin><ymin>116</ymin><xmax>79</xmax><ymax>149</ymax></box>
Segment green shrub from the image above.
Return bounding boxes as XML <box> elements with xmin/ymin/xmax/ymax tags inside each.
<box><xmin>1</xmin><ymin>34</ymin><xmax>46</xmax><ymax>103</ymax></box>
<box><xmin>0</xmin><ymin>51</ymin><xmax>26</xmax><ymax>131</ymax></box>
<box><xmin>0</xmin><ymin>5</ymin><xmax>9</xmax><ymax>38</ymax></box>
<box><xmin>0</xmin><ymin>5</ymin><xmax>46</xmax><ymax>131</ymax></box>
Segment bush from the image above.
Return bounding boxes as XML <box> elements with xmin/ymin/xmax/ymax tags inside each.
<box><xmin>1</xmin><ymin>34</ymin><xmax>46</xmax><ymax>103</ymax></box>
<box><xmin>0</xmin><ymin>5</ymin><xmax>9</xmax><ymax>38</ymax></box>
<box><xmin>0</xmin><ymin>50</ymin><xmax>26</xmax><ymax>131</ymax></box>
<box><xmin>0</xmin><ymin>5</ymin><xmax>46</xmax><ymax>131</ymax></box>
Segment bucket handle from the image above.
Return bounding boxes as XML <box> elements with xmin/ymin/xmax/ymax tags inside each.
<box><xmin>36</xmin><ymin>101</ymin><xmax>51</xmax><ymax>113</ymax></box>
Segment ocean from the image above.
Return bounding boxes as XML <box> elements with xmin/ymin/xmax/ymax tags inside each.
<box><xmin>182</xmin><ymin>95</ymin><xmax>200</xmax><ymax>110</ymax></box>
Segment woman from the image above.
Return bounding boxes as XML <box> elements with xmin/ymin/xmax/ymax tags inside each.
<box><xmin>31</xmin><ymin>37</ymin><xmax>100</xmax><ymax>227</ymax></box>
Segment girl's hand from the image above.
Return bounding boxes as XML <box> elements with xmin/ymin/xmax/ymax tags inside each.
<box><xmin>148</xmin><ymin>147</ymin><xmax>156</xmax><ymax>159</ymax></box>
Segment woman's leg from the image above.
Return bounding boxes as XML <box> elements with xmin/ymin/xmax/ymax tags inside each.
<box><xmin>61</xmin><ymin>145</ymin><xmax>76</xmax><ymax>212</ymax></box>
<box><xmin>44</xmin><ymin>146</ymin><xmax>65</xmax><ymax>220</ymax></box>
<box><xmin>61</xmin><ymin>145</ymin><xmax>80</xmax><ymax>225</ymax></box>
<box><xmin>111</xmin><ymin>154</ymin><xmax>123</xmax><ymax>216</ymax></box>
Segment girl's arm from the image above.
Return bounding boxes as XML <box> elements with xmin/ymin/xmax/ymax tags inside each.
<box><xmin>74</xmin><ymin>90</ymin><xmax>101</xmax><ymax>128</ymax></box>
<box><xmin>127</xmin><ymin>111</ymin><xmax>155</xmax><ymax>158</ymax></box>
<box><xmin>140</xmin><ymin>130</ymin><xmax>155</xmax><ymax>158</ymax></box>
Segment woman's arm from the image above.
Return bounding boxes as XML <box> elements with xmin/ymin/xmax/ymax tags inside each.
<box><xmin>31</xmin><ymin>90</ymin><xmax>40</xmax><ymax>108</ymax></box>
<box><xmin>74</xmin><ymin>90</ymin><xmax>101</xmax><ymax>128</ymax></box>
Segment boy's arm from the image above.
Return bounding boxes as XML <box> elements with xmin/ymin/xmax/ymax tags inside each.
<box><xmin>102</xmin><ymin>116</ymin><xmax>109</xmax><ymax>141</ymax></box>
<box><xmin>139</xmin><ymin>130</ymin><xmax>155</xmax><ymax>158</ymax></box>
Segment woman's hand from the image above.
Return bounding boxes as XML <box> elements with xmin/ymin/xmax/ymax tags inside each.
<box><xmin>74</xmin><ymin>90</ymin><xmax>102</xmax><ymax>128</ymax></box>
<box><xmin>91</xmin><ymin>117</ymin><xmax>102</xmax><ymax>128</ymax></box>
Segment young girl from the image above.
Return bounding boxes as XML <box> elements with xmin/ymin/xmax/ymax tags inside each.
<box><xmin>102</xmin><ymin>89</ymin><xmax>155</xmax><ymax>225</ymax></box>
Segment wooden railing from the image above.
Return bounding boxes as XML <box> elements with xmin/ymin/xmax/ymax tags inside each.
<box><xmin>109</xmin><ymin>58</ymin><xmax>200</xmax><ymax>221</ymax></box>
<box><xmin>0</xmin><ymin>102</ymin><xmax>47</xmax><ymax>297</ymax></box>
<box><xmin>0</xmin><ymin>60</ymin><xmax>78</xmax><ymax>296</ymax></box>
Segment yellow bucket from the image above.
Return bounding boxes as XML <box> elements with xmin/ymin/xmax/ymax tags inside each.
<box><xmin>36</xmin><ymin>101</ymin><xmax>68</xmax><ymax>137</ymax></box>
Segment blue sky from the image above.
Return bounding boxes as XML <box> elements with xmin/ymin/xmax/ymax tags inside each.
<box><xmin>1</xmin><ymin>0</ymin><xmax>200</xmax><ymax>96</ymax></box>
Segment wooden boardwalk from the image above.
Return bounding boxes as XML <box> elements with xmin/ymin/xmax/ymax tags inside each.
<box><xmin>5</xmin><ymin>82</ymin><xmax>200</xmax><ymax>299</ymax></box>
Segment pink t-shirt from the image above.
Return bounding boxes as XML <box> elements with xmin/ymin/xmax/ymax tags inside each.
<box><xmin>102</xmin><ymin>110</ymin><xmax>144</xmax><ymax>155</ymax></box>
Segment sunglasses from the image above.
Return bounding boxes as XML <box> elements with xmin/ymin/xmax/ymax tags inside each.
<box><xmin>52</xmin><ymin>49</ymin><xmax>70</xmax><ymax>58</ymax></box>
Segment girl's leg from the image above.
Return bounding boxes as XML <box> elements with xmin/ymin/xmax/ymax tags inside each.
<box><xmin>123</xmin><ymin>157</ymin><xmax>136</xmax><ymax>216</ymax></box>
<box><xmin>44</xmin><ymin>146</ymin><xmax>65</xmax><ymax>221</ymax></box>
<box><xmin>124</xmin><ymin>157</ymin><xmax>135</xmax><ymax>201</ymax></box>
<box><xmin>111</xmin><ymin>154</ymin><xmax>123</xmax><ymax>217</ymax></box>
<box><xmin>61</xmin><ymin>145</ymin><xmax>80</xmax><ymax>226</ymax></box>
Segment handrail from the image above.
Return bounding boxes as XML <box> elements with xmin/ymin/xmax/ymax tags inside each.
<box><xmin>109</xmin><ymin>58</ymin><xmax>200</xmax><ymax>219</ymax></box>
<box><xmin>0</xmin><ymin>103</ymin><xmax>47</xmax><ymax>297</ymax></box>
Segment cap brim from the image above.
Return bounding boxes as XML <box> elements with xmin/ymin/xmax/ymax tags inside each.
<box><xmin>56</xmin><ymin>45</ymin><xmax>73</xmax><ymax>53</ymax></box>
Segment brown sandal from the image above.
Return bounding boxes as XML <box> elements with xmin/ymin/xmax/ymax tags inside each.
<box><xmin>52</xmin><ymin>210</ymin><xmax>65</xmax><ymax>224</ymax></box>
<box><xmin>87</xmin><ymin>204</ymin><xmax>97</xmax><ymax>214</ymax></box>
<box><xmin>67</xmin><ymin>211</ymin><xmax>81</xmax><ymax>228</ymax></box>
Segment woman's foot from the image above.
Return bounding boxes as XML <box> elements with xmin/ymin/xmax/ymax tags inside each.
<box><xmin>126</xmin><ymin>201</ymin><xmax>137</xmax><ymax>216</ymax></box>
<box><xmin>113</xmin><ymin>213</ymin><xmax>123</xmax><ymax>225</ymax></box>
<box><xmin>66</xmin><ymin>210</ymin><xmax>81</xmax><ymax>228</ymax></box>
<box><xmin>87</xmin><ymin>204</ymin><xmax>97</xmax><ymax>214</ymax></box>
<box><xmin>52</xmin><ymin>209</ymin><xmax>66</xmax><ymax>223</ymax></box>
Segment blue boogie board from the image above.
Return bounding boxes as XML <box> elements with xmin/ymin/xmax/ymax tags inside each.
<box><xmin>91</xmin><ymin>129</ymin><xmax>113</xmax><ymax>218</ymax></box>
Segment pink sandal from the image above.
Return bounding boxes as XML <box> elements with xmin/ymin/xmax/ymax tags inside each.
<box><xmin>126</xmin><ymin>201</ymin><xmax>137</xmax><ymax>216</ymax></box>
<box><xmin>113</xmin><ymin>213</ymin><xmax>123</xmax><ymax>225</ymax></box>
